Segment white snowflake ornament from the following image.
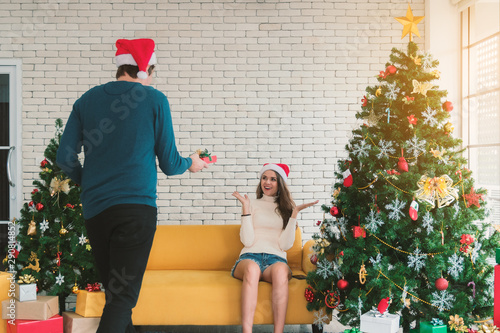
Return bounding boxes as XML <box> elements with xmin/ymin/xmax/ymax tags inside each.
<box><xmin>407</xmin><ymin>248</ymin><xmax>426</xmax><ymax>272</ymax></box>
<box><xmin>55</xmin><ymin>272</ymin><xmax>65</xmax><ymax>286</ymax></box>
<box><xmin>313</xmin><ymin>309</ymin><xmax>329</xmax><ymax>329</ymax></box>
<box><xmin>79</xmin><ymin>234</ymin><xmax>87</xmax><ymax>246</ymax></box>
<box><xmin>422</xmin><ymin>212</ymin><xmax>435</xmax><ymax>234</ymax></box>
<box><xmin>365</xmin><ymin>210</ymin><xmax>384</xmax><ymax>232</ymax></box>
<box><xmin>431</xmin><ymin>290</ymin><xmax>455</xmax><ymax>312</ymax></box>
<box><xmin>447</xmin><ymin>253</ymin><xmax>464</xmax><ymax>279</ymax></box>
<box><xmin>385</xmin><ymin>197</ymin><xmax>406</xmax><ymax>221</ymax></box>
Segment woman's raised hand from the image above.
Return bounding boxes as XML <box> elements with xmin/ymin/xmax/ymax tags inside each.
<box><xmin>232</xmin><ymin>191</ymin><xmax>251</xmax><ymax>215</ymax></box>
<box><xmin>291</xmin><ymin>200</ymin><xmax>319</xmax><ymax>218</ymax></box>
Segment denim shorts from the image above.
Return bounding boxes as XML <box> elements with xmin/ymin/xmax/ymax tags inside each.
<box><xmin>231</xmin><ymin>252</ymin><xmax>290</xmax><ymax>278</ymax></box>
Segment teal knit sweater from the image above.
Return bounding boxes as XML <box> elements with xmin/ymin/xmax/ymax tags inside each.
<box><xmin>57</xmin><ymin>81</ymin><xmax>192</xmax><ymax>219</ymax></box>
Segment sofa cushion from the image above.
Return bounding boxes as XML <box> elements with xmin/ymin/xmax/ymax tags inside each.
<box><xmin>146</xmin><ymin>225</ymin><xmax>303</xmax><ymax>271</ymax></box>
<box><xmin>132</xmin><ymin>269</ymin><xmax>314</xmax><ymax>326</ymax></box>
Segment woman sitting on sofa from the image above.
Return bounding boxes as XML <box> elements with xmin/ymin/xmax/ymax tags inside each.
<box><xmin>232</xmin><ymin>163</ymin><xmax>318</xmax><ymax>333</ymax></box>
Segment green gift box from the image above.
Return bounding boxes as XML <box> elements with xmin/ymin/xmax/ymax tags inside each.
<box><xmin>420</xmin><ymin>321</ymin><xmax>447</xmax><ymax>333</ymax></box>
<box><xmin>496</xmin><ymin>248</ymin><xmax>500</xmax><ymax>264</ymax></box>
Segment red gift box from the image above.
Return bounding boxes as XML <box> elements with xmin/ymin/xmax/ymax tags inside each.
<box><xmin>201</xmin><ymin>155</ymin><xmax>217</xmax><ymax>164</ymax></box>
<box><xmin>7</xmin><ymin>314</ymin><xmax>63</xmax><ymax>333</ymax></box>
<box><xmin>495</xmin><ymin>265</ymin><xmax>500</xmax><ymax>327</ymax></box>
<box><xmin>353</xmin><ymin>225</ymin><xmax>366</xmax><ymax>238</ymax></box>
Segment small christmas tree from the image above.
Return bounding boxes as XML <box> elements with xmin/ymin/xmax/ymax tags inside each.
<box><xmin>305</xmin><ymin>41</ymin><xmax>500</xmax><ymax>332</ymax></box>
<box><xmin>13</xmin><ymin>119</ymin><xmax>99</xmax><ymax>309</ymax></box>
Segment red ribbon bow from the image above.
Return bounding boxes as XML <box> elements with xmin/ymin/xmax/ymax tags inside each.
<box><xmin>86</xmin><ymin>283</ymin><xmax>101</xmax><ymax>292</ymax></box>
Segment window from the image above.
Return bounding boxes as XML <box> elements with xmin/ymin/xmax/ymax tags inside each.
<box><xmin>460</xmin><ymin>2</ymin><xmax>500</xmax><ymax>231</ymax></box>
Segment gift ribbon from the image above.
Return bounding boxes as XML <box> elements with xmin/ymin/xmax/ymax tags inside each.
<box><xmin>86</xmin><ymin>282</ymin><xmax>101</xmax><ymax>292</ymax></box>
<box><xmin>431</xmin><ymin>318</ymin><xmax>444</xmax><ymax>326</ymax></box>
<box><xmin>344</xmin><ymin>328</ymin><xmax>361</xmax><ymax>333</ymax></box>
<box><xmin>18</xmin><ymin>274</ymin><xmax>36</xmax><ymax>284</ymax></box>
<box><xmin>197</xmin><ymin>149</ymin><xmax>213</xmax><ymax>161</ymax></box>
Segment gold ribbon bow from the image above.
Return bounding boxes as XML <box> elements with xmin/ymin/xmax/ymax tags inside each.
<box><xmin>18</xmin><ymin>274</ymin><xmax>36</xmax><ymax>284</ymax></box>
<box><xmin>448</xmin><ymin>315</ymin><xmax>467</xmax><ymax>333</ymax></box>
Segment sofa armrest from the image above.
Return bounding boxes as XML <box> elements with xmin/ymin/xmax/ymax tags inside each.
<box><xmin>302</xmin><ymin>239</ymin><xmax>317</xmax><ymax>274</ymax></box>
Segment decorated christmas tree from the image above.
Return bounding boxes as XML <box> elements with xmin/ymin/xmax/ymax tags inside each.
<box><xmin>306</xmin><ymin>8</ymin><xmax>500</xmax><ymax>333</ymax></box>
<box><xmin>12</xmin><ymin>119</ymin><xmax>99</xmax><ymax>309</ymax></box>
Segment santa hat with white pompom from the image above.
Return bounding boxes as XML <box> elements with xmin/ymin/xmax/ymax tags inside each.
<box><xmin>115</xmin><ymin>38</ymin><xmax>157</xmax><ymax>80</ymax></box>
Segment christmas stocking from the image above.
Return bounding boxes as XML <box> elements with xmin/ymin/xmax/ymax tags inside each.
<box><xmin>343</xmin><ymin>169</ymin><xmax>353</xmax><ymax>187</ymax></box>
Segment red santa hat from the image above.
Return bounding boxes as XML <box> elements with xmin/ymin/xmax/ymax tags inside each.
<box><xmin>115</xmin><ymin>38</ymin><xmax>157</xmax><ymax>80</ymax></box>
<box><xmin>259</xmin><ymin>163</ymin><xmax>290</xmax><ymax>183</ymax></box>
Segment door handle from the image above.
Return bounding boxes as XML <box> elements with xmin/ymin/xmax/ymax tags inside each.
<box><xmin>7</xmin><ymin>146</ymin><xmax>15</xmax><ymax>187</ymax></box>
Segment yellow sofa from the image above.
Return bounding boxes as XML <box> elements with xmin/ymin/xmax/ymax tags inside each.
<box><xmin>131</xmin><ymin>224</ymin><xmax>321</xmax><ymax>329</ymax></box>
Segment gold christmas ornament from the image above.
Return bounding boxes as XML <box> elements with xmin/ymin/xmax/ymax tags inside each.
<box><xmin>363</xmin><ymin>109</ymin><xmax>384</xmax><ymax>127</ymax></box>
<box><xmin>72</xmin><ymin>282</ymin><xmax>80</xmax><ymax>294</ymax></box>
<box><xmin>444</xmin><ymin>122</ymin><xmax>454</xmax><ymax>134</ymax></box>
<box><xmin>27</xmin><ymin>220</ymin><xmax>37</xmax><ymax>236</ymax></box>
<box><xmin>415</xmin><ymin>175</ymin><xmax>459</xmax><ymax>208</ymax></box>
<box><xmin>86</xmin><ymin>244</ymin><xmax>92</xmax><ymax>251</ymax></box>
<box><xmin>359</xmin><ymin>264</ymin><xmax>367</xmax><ymax>284</ymax></box>
<box><xmin>395</xmin><ymin>3</ymin><xmax>424</xmax><ymax>42</ymax></box>
<box><xmin>412</xmin><ymin>80</ymin><xmax>433</xmax><ymax>96</ymax></box>
<box><xmin>22</xmin><ymin>252</ymin><xmax>41</xmax><ymax>272</ymax></box>
<box><xmin>59</xmin><ymin>220</ymin><xmax>68</xmax><ymax>235</ymax></box>
<box><xmin>50</xmin><ymin>177</ymin><xmax>70</xmax><ymax>196</ymax></box>
<box><xmin>375</xmin><ymin>87</ymin><xmax>382</xmax><ymax>97</ymax></box>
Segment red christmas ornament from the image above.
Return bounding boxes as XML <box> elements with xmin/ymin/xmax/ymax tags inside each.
<box><xmin>462</xmin><ymin>187</ymin><xmax>484</xmax><ymax>208</ymax></box>
<box><xmin>66</xmin><ymin>204</ymin><xmax>75</xmax><ymax>209</ymax></box>
<box><xmin>330</xmin><ymin>206</ymin><xmax>340</xmax><ymax>217</ymax></box>
<box><xmin>442</xmin><ymin>101</ymin><xmax>453</xmax><ymax>112</ymax></box>
<box><xmin>435</xmin><ymin>277</ymin><xmax>449</xmax><ymax>291</ymax></box>
<box><xmin>377</xmin><ymin>297</ymin><xmax>390</xmax><ymax>314</ymax></box>
<box><xmin>337</xmin><ymin>279</ymin><xmax>349</xmax><ymax>290</ymax></box>
<box><xmin>407</xmin><ymin>114</ymin><xmax>417</xmax><ymax>125</ymax></box>
<box><xmin>325</xmin><ymin>290</ymin><xmax>341</xmax><ymax>309</ymax></box>
<box><xmin>343</xmin><ymin>169</ymin><xmax>353</xmax><ymax>187</ymax></box>
<box><xmin>409</xmin><ymin>199</ymin><xmax>419</xmax><ymax>221</ymax></box>
<box><xmin>40</xmin><ymin>158</ymin><xmax>48</xmax><ymax>168</ymax></box>
<box><xmin>310</xmin><ymin>254</ymin><xmax>318</xmax><ymax>265</ymax></box>
<box><xmin>31</xmin><ymin>189</ymin><xmax>38</xmax><ymax>195</ymax></box>
<box><xmin>36</xmin><ymin>203</ymin><xmax>44</xmax><ymax>211</ymax></box>
<box><xmin>386</xmin><ymin>65</ymin><xmax>397</xmax><ymax>75</ymax></box>
<box><xmin>398</xmin><ymin>149</ymin><xmax>408</xmax><ymax>172</ymax></box>
<box><xmin>56</xmin><ymin>251</ymin><xmax>62</xmax><ymax>266</ymax></box>
<box><xmin>304</xmin><ymin>287</ymin><xmax>315</xmax><ymax>303</ymax></box>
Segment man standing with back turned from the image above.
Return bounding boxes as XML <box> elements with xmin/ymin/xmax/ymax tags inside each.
<box><xmin>57</xmin><ymin>38</ymin><xmax>207</xmax><ymax>332</ymax></box>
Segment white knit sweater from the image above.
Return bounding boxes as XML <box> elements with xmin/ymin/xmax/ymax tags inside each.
<box><xmin>239</xmin><ymin>194</ymin><xmax>297</xmax><ymax>260</ymax></box>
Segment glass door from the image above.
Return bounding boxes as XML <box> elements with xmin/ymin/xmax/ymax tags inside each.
<box><xmin>0</xmin><ymin>61</ymin><xmax>22</xmax><ymax>265</ymax></box>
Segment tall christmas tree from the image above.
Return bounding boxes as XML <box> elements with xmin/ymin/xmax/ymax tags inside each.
<box><xmin>305</xmin><ymin>7</ymin><xmax>500</xmax><ymax>333</ymax></box>
<box><xmin>13</xmin><ymin>119</ymin><xmax>99</xmax><ymax>309</ymax></box>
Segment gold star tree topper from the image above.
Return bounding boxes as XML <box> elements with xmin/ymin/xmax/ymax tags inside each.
<box><xmin>395</xmin><ymin>3</ymin><xmax>424</xmax><ymax>42</ymax></box>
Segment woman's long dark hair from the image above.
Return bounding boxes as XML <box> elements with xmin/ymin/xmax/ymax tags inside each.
<box><xmin>256</xmin><ymin>171</ymin><xmax>295</xmax><ymax>229</ymax></box>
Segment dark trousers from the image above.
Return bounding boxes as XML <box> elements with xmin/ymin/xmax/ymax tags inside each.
<box><xmin>85</xmin><ymin>204</ymin><xmax>157</xmax><ymax>333</ymax></box>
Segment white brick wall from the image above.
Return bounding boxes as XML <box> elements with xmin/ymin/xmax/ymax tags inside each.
<box><xmin>1</xmin><ymin>0</ymin><xmax>425</xmax><ymax>242</ymax></box>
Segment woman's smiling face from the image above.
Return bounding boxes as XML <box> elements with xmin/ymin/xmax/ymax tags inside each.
<box><xmin>260</xmin><ymin>170</ymin><xmax>279</xmax><ymax>196</ymax></box>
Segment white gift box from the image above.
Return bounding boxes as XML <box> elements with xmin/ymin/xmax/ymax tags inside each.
<box><xmin>360</xmin><ymin>311</ymin><xmax>400</xmax><ymax>333</ymax></box>
<box><xmin>15</xmin><ymin>283</ymin><xmax>37</xmax><ymax>302</ymax></box>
